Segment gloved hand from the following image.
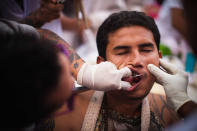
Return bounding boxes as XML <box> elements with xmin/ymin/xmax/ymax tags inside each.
<box><xmin>77</xmin><ymin>62</ymin><xmax>132</xmax><ymax>91</ymax></box>
<box><xmin>147</xmin><ymin>59</ymin><xmax>191</xmax><ymax>112</ymax></box>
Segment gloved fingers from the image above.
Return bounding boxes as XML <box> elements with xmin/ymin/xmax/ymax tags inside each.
<box><xmin>101</xmin><ymin>61</ymin><xmax>117</xmax><ymax>69</ymax></box>
<box><xmin>118</xmin><ymin>67</ymin><xmax>132</xmax><ymax>78</ymax></box>
<box><xmin>120</xmin><ymin>81</ymin><xmax>131</xmax><ymax>90</ymax></box>
<box><xmin>147</xmin><ymin>64</ymin><xmax>169</xmax><ymax>83</ymax></box>
<box><xmin>77</xmin><ymin>63</ymin><xmax>88</xmax><ymax>85</ymax></box>
<box><xmin>159</xmin><ymin>59</ymin><xmax>178</xmax><ymax>74</ymax></box>
<box><xmin>179</xmin><ymin>68</ymin><xmax>189</xmax><ymax>78</ymax></box>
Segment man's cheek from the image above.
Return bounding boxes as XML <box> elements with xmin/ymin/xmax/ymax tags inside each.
<box><xmin>147</xmin><ymin>68</ymin><xmax>157</xmax><ymax>82</ymax></box>
<box><xmin>108</xmin><ymin>57</ymin><xmax>126</xmax><ymax>69</ymax></box>
<box><xmin>117</xmin><ymin>63</ymin><xmax>128</xmax><ymax>69</ymax></box>
<box><xmin>146</xmin><ymin>62</ymin><xmax>158</xmax><ymax>80</ymax></box>
<box><xmin>146</xmin><ymin>53</ymin><xmax>160</xmax><ymax>65</ymax></box>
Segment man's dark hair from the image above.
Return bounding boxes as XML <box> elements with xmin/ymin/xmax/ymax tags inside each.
<box><xmin>96</xmin><ymin>11</ymin><xmax>160</xmax><ymax>59</ymax></box>
<box><xmin>0</xmin><ymin>30</ymin><xmax>62</xmax><ymax>128</ymax></box>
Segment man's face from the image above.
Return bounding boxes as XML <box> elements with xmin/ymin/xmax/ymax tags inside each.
<box><xmin>98</xmin><ymin>26</ymin><xmax>160</xmax><ymax>99</ymax></box>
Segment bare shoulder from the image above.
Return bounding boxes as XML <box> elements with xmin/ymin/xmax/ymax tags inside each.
<box><xmin>148</xmin><ymin>93</ymin><xmax>180</xmax><ymax>128</ymax></box>
<box><xmin>54</xmin><ymin>90</ymin><xmax>94</xmax><ymax>131</ymax></box>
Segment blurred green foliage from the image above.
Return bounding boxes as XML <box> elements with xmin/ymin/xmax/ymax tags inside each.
<box><xmin>160</xmin><ymin>43</ymin><xmax>172</xmax><ymax>56</ymax></box>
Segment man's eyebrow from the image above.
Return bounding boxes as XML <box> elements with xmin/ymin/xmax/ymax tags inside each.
<box><xmin>113</xmin><ymin>46</ymin><xmax>130</xmax><ymax>50</ymax></box>
<box><xmin>139</xmin><ymin>43</ymin><xmax>154</xmax><ymax>48</ymax></box>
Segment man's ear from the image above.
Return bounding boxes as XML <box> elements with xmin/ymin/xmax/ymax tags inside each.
<box><xmin>159</xmin><ymin>51</ymin><xmax>162</xmax><ymax>58</ymax></box>
<box><xmin>97</xmin><ymin>56</ymin><xmax>105</xmax><ymax>64</ymax></box>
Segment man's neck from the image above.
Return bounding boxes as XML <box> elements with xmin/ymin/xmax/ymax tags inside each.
<box><xmin>106</xmin><ymin>92</ymin><xmax>143</xmax><ymax>117</ymax></box>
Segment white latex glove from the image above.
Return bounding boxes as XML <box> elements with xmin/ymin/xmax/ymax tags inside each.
<box><xmin>147</xmin><ymin>59</ymin><xmax>191</xmax><ymax>112</ymax></box>
<box><xmin>77</xmin><ymin>62</ymin><xmax>132</xmax><ymax>91</ymax></box>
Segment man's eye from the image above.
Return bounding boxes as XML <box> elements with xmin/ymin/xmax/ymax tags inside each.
<box><xmin>116</xmin><ymin>51</ymin><xmax>129</xmax><ymax>55</ymax></box>
<box><xmin>140</xmin><ymin>49</ymin><xmax>152</xmax><ymax>52</ymax></box>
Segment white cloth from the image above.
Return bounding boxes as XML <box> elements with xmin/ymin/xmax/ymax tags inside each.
<box><xmin>81</xmin><ymin>91</ymin><xmax>105</xmax><ymax>131</ymax></box>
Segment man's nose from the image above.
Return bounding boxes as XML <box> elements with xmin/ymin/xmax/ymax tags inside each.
<box><xmin>127</xmin><ymin>51</ymin><xmax>143</xmax><ymax>68</ymax></box>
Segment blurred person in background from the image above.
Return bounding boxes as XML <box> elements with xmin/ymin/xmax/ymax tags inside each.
<box><xmin>155</xmin><ymin>0</ymin><xmax>197</xmax><ymax>102</ymax></box>
<box><xmin>147</xmin><ymin>1</ymin><xmax>197</xmax><ymax>131</ymax></box>
<box><xmin>156</xmin><ymin>0</ymin><xmax>192</xmax><ymax>66</ymax></box>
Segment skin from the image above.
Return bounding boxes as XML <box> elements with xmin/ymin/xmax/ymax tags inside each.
<box><xmin>178</xmin><ymin>101</ymin><xmax>197</xmax><ymax>118</ymax></box>
<box><xmin>171</xmin><ymin>8</ymin><xmax>188</xmax><ymax>40</ymax></box>
<box><xmin>54</xmin><ymin>90</ymin><xmax>94</xmax><ymax>131</ymax></box>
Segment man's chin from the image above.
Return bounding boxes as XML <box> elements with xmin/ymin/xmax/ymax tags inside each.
<box><xmin>127</xmin><ymin>93</ymin><xmax>149</xmax><ymax>100</ymax></box>
<box><xmin>124</xmin><ymin>87</ymin><xmax>151</xmax><ymax>100</ymax></box>
<box><xmin>107</xmin><ymin>83</ymin><xmax>152</xmax><ymax>100</ymax></box>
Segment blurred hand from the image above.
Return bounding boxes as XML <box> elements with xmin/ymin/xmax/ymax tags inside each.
<box><xmin>39</xmin><ymin>0</ymin><xmax>64</xmax><ymax>23</ymax></box>
<box><xmin>61</xmin><ymin>14</ymin><xmax>92</xmax><ymax>43</ymax></box>
<box><xmin>75</xmin><ymin>19</ymin><xmax>88</xmax><ymax>43</ymax></box>
<box><xmin>147</xmin><ymin>59</ymin><xmax>191</xmax><ymax>112</ymax></box>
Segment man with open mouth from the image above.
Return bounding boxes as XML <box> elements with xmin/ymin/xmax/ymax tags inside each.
<box><xmin>54</xmin><ymin>11</ymin><xmax>180</xmax><ymax>131</ymax></box>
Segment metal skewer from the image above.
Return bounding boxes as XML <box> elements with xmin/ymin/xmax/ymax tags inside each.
<box><xmin>72</xmin><ymin>86</ymin><xmax>90</xmax><ymax>94</ymax></box>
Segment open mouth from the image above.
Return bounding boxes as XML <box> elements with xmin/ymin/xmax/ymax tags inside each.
<box><xmin>122</xmin><ymin>70</ymin><xmax>142</xmax><ymax>91</ymax></box>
